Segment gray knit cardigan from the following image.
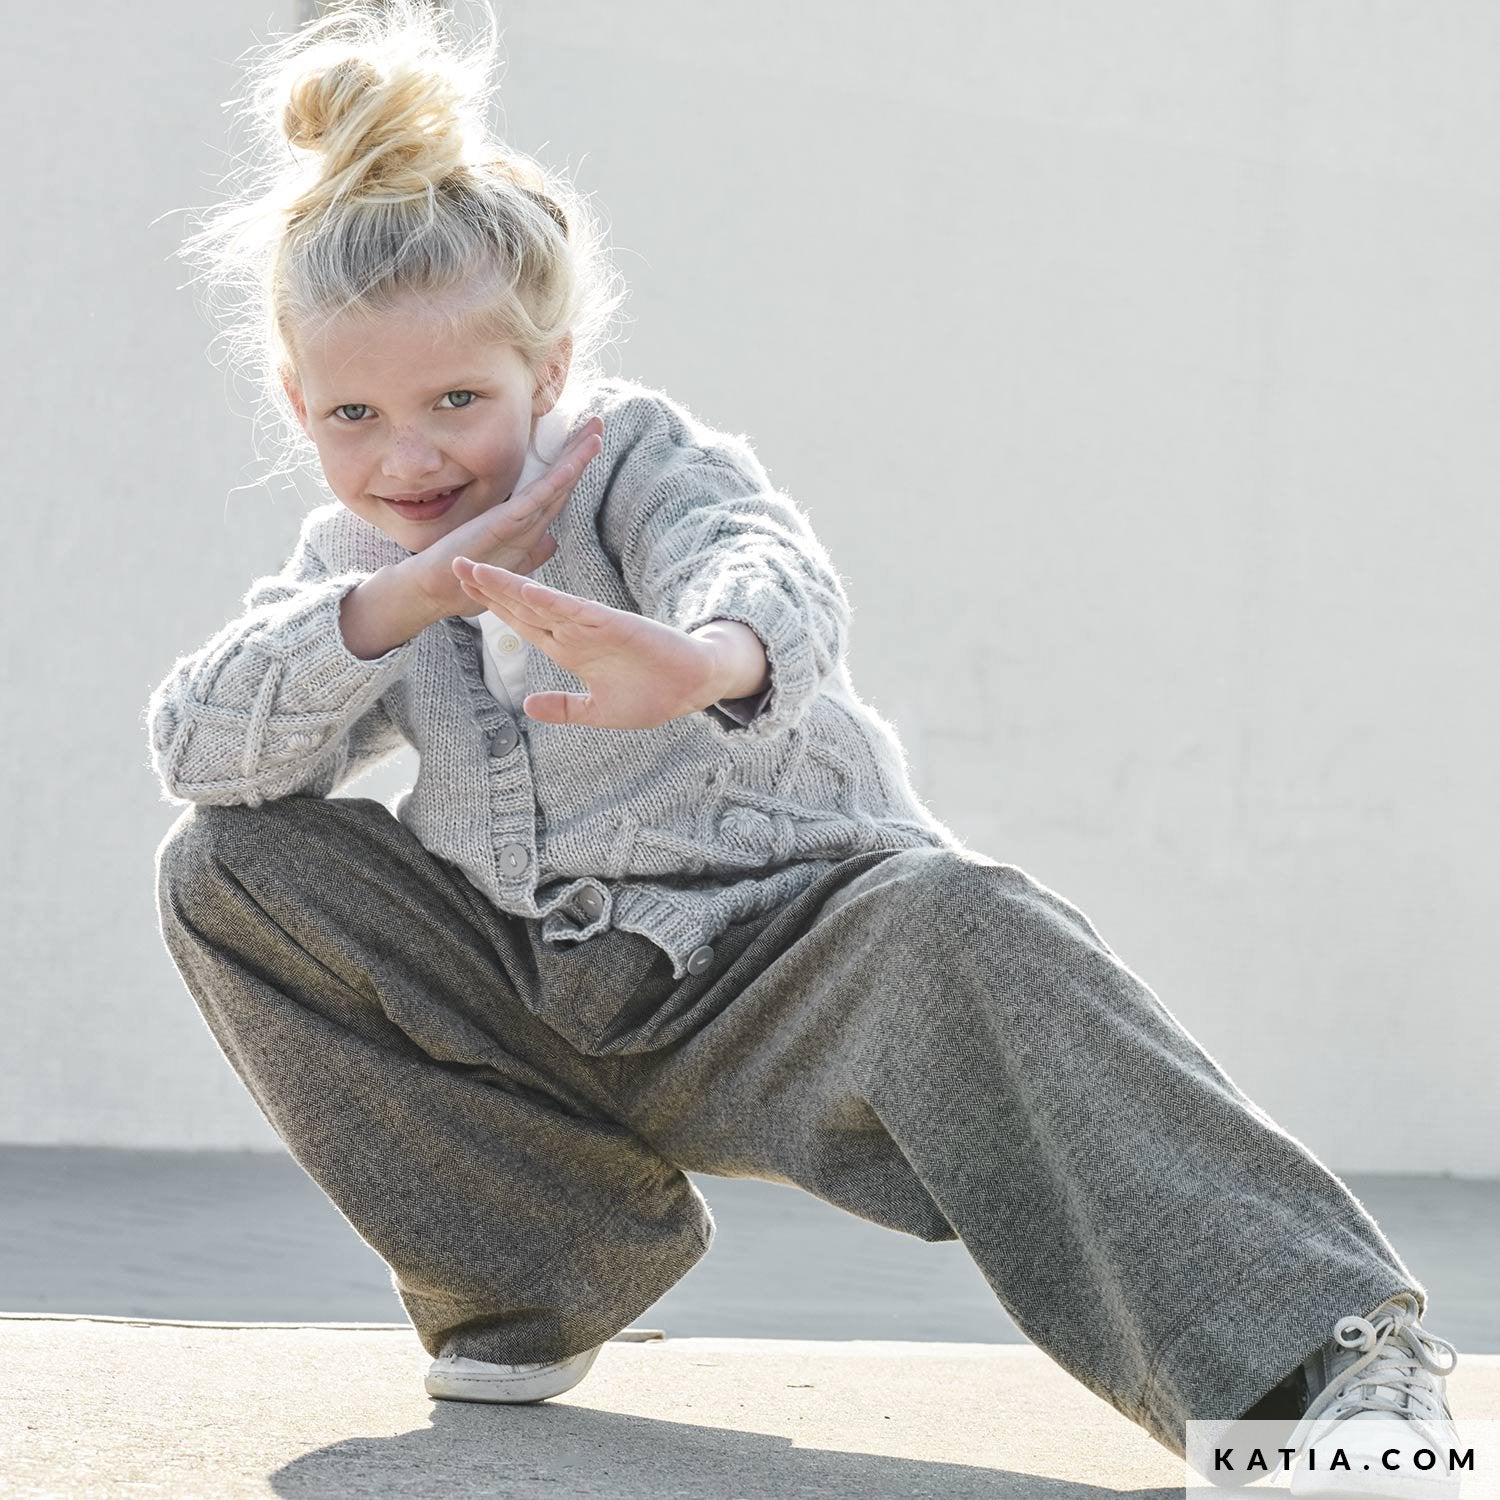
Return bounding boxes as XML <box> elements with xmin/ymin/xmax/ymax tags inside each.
<box><xmin>144</xmin><ymin>376</ymin><xmax>966</xmax><ymax>979</ymax></box>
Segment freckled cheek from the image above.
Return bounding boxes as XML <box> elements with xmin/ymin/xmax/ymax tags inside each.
<box><xmin>310</xmin><ymin>445</ymin><xmax>363</xmax><ymax>493</ymax></box>
<box><xmin>461</xmin><ymin>449</ymin><xmax>524</xmax><ymax>507</ymax></box>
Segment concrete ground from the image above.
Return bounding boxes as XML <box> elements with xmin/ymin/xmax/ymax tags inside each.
<box><xmin>2</xmin><ymin>1150</ymin><xmax>1497</xmax><ymax>1497</ymax></box>
<box><xmin>4</xmin><ymin>1320</ymin><xmax>1498</xmax><ymax>1498</ymax></box>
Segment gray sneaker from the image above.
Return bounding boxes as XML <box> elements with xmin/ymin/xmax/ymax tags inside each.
<box><xmin>424</xmin><ymin>1341</ymin><xmax>604</xmax><ymax>1404</ymax></box>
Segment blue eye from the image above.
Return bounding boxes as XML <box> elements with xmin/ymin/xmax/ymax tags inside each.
<box><xmin>330</xmin><ymin>391</ymin><xmax>479</xmax><ymax>423</ymax></box>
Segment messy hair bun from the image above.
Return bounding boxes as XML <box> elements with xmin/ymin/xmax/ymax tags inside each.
<box><xmin>171</xmin><ymin>0</ymin><xmax>625</xmax><ymax>487</ymax></box>
<box><xmin>281</xmin><ymin>55</ymin><xmax>385</xmax><ymax>153</ymax></box>
<box><xmin>279</xmin><ymin>31</ymin><xmax>472</xmax><ymax>219</ymax></box>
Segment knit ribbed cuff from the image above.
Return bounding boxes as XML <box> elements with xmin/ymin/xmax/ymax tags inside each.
<box><xmin>674</xmin><ymin>584</ymin><xmax>822</xmax><ymax>739</ymax></box>
<box><xmin>152</xmin><ymin>574</ymin><xmax>416</xmax><ymax>802</ymax></box>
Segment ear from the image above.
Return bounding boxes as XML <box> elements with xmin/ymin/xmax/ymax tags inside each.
<box><xmin>530</xmin><ymin>332</ymin><xmax>574</xmax><ymax>420</ymax></box>
<box><xmin>280</xmin><ymin>365</ymin><xmax>309</xmax><ymax>435</ymax></box>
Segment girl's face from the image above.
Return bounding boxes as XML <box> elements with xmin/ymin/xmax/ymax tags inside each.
<box><xmin>281</xmin><ymin>289</ymin><xmax>567</xmax><ymax>552</ymax></box>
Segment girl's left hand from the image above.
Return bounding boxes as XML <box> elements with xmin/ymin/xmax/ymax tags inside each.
<box><xmin>453</xmin><ymin>557</ymin><xmax>726</xmax><ymax>730</ymax></box>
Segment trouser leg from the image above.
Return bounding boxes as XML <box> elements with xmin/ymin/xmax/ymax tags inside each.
<box><xmin>152</xmin><ymin>794</ymin><xmax>712</xmax><ymax>1364</ymax></box>
<box><xmin>606</xmin><ymin>846</ymin><xmax>1426</xmax><ymax>1460</ymax></box>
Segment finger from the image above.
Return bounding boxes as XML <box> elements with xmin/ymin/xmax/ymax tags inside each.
<box><xmin>456</xmin><ymin>572</ymin><xmax>513</xmax><ymax>619</ymax></box>
<box><xmin>569</xmin><ymin>415</ymin><xmax>604</xmax><ymax>451</ymax></box>
<box><xmin>552</xmin><ymin>428</ymin><xmax>602</xmax><ymax>500</ymax></box>
<box><xmin>454</xmin><ymin>556</ymin><xmax>540</xmax><ymax>604</ymax></box>
<box><xmin>466</xmin><ymin>562</ymin><xmax>600</xmax><ymax>627</ymax></box>
<box><xmin>520</xmin><ymin>690</ymin><xmax>593</xmax><ymax>726</ymax></box>
<box><xmin>551</xmin><ymin>423</ymin><xmax>602</xmax><ymax>482</ymax></box>
<box><xmin>458</xmin><ymin>568</ymin><xmax>568</xmax><ymax>640</ymax></box>
<box><xmin>485</xmin><ymin>421</ymin><xmax>603</xmax><ymax>554</ymax></box>
<box><xmin>455</xmin><ymin>558</ymin><xmax>526</xmax><ymax>601</ymax></box>
<box><xmin>524</xmin><ymin>421</ymin><xmax>600</xmax><ymax>500</ymax></box>
<box><xmin>458</xmin><ymin>577</ymin><xmax>543</xmax><ymax>641</ymax></box>
<box><xmin>528</xmin><ymin>425</ymin><xmax>603</xmax><ymax>519</ymax></box>
<box><xmin>453</xmin><ymin>556</ymin><xmax>511</xmax><ymax>598</ymax></box>
<box><xmin>490</xmin><ymin>429</ymin><xmax>601</xmax><ymax>562</ymax></box>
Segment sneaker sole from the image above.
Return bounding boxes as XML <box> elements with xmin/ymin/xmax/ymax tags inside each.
<box><xmin>1290</xmin><ymin>1456</ymin><xmax>1462</xmax><ymax>1500</ymax></box>
<box><xmin>424</xmin><ymin>1344</ymin><xmax>602</xmax><ymax>1404</ymax></box>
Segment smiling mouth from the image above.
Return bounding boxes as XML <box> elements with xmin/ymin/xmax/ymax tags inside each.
<box><xmin>382</xmin><ymin>483</ymin><xmax>469</xmax><ymax>517</ymax></box>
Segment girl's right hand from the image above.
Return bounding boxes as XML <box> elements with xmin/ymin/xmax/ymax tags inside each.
<box><xmin>412</xmin><ymin>415</ymin><xmax>605</xmax><ymax>621</ymax></box>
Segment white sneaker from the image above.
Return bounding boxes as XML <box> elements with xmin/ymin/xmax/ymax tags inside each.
<box><xmin>424</xmin><ymin>1341</ymin><xmax>604</xmax><ymax>1404</ymax></box>
<box><xmin>1285</xmin><ymin>1293</ymin><xmax>1464</xmax><ymax>1500</ymax></box>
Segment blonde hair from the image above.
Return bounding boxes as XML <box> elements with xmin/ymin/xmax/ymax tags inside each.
<box><xmin>172</xmin><ymin>0</ymin><xmax>625</xmax><ymax>486</ymax></box>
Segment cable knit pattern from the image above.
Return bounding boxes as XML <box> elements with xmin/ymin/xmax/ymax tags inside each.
<box><xmin>143</xmin><ymin>375</ymin><xmax>967</xmax><ymax>979</ymax></box>
<box><xmin>595</xmin><ymin>398</ymin><xmax>849</xmax><ymax>741</ymax></box>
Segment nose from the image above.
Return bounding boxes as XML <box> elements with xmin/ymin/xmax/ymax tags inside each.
<box><xmin>381</xmin><ymin>425</ymin><xmax>445</xmax><ymax>484</ymax></box>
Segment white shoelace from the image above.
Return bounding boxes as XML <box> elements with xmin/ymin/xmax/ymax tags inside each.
<box><xmin>1283</xmin><ymin>1292</ymin><xmax>1460</xmax><ymax>1466</ymax></box>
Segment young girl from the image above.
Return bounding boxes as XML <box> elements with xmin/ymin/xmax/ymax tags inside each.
<box><xmin>146</xmin><ymin>1</ymin><xmax>1461</xmax><ymax>1485</ymax></box>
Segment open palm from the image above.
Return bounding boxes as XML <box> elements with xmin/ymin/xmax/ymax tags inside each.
<box><xmin>454</xmin><ymin>557</ymin><xmax>724</xmax><ymax>730</ymax></box>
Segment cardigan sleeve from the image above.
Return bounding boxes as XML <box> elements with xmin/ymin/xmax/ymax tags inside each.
<box><xmin>597</xmin><ymin>390</ymin><xmax>851</xmax><ymax>740</ymax></box>
<box><xmin>143</xmin><ymin>513</ymin><xmax>415</xmax><ymax>808</ymax></box>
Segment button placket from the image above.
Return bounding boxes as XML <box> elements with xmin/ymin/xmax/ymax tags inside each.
<box><xmin>442</xmin><ymin>614</ymin><xmax>539</xmax><ymax>900</ymax></box>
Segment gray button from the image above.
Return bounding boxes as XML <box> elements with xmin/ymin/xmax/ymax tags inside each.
<box><xmin>487</xmin><ymin>720</ymin><xmax>519</xmax><ymax>757</ymax></box>
<box><xmin>572</xmin><ymin>886</ymin><xmax>605</xmax><ymax>921</ymax></box>
<box><xmin>497</xmin><ymin>843</ymin><xmax>530</xmax><ymax>878</ymax></box>
<box><xmin>686</xmin><ymin>944</ymin><xmax>715</xmax><ymax>975</ymax></box>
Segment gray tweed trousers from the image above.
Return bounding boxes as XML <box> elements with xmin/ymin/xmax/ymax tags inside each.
<box><xmin>152</xmin><ymin>792</ymin><xmax>1424</xmax><ymax>1460</ymax></box>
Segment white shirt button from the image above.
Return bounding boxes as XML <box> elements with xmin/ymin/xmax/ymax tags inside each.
<box><xmin>498</xmin><ymin>635</ymin><xmax>521</xmax><ymax>654</ymax></box>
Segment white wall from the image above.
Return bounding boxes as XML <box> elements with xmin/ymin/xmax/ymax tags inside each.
<box><xmin>4</xmin><ymin>1</ymin><xmax>1495</xmax><ymax>1172</ymax></box>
